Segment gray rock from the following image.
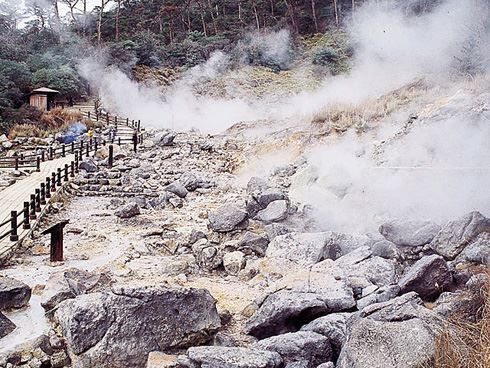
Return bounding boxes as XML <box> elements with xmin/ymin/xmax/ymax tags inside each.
<box><xmin>265</xmin><ymin>232</ymin><xmax>330</xmax><ymax>267</ymax></box>
<box><xmin>208</xmin><ymin>205</ymin><xmax>248</xmax><ymax>233</ymax></box>
<box><xmin>255</xmin><ymin>200</ymin><xmax>289</xmax><ymax>223</ymax></box>
<box><xmin>41</xmin><ymin>269</ymin><xmax>102</xmax><ymax>311</ymax></box>
<box><xmin>398</xmin><ymin>255</ymin><xmax>452</xmax><ymax>300</ymax></box>
<box><xmin>192</xmin><ymin>242</ymin><xmax>223</xmax><ymax>271</ymax></box>
<box><xmin>379</xmin><ymin>219</ymin><xmax>441</xmax><ymax>247</ymax></box>
<box><xmin>300</xmin><ymin>313</ymin><xmax>351</xmax><ymax>355</ymax></box>
<box><xmin>0</xmin><ymin>134</ymin><xmax>7</xmax><ymax>143</ymax></box>
<box><xmin>114</xmin><ymin>202</ymin><xmax>140</xmax><ymax>218</ymax></box>
<box><xmin>371</xmin><ymin>240</ymin><xmax>402</xmax><ymax>260</ymax></box>
<box><xmin>0</xmin><ymin>276</ymin><xmax>31</xmax><ymax>310</ymax></box>
<box><xmin>158</xmin><ymin>131</ymin><xmax>177</xmax><ymax>146</ymax></box>
<box><xmin>245</xmin><ymin>285</ymin><xmax>354</xmax><ymax>340</ymax></box>
<box><xmin>223</xmin><ymin>251</ymin><xmax>246</xmax><ymax>275</ymax></box>
<box><xmin>356</xmin><ymin>285</ymin><xmax>400</xmax><ymax>310</ymax></box>
<box><xmin>79</xmin><ymin>159</ymin><xmax>98</xmax><ymax>173</ymax></box>
<box><xmin>165</xmin><ymin>181</ymin><xmax>188</xmax><ymax>198</ymax></box>
<box><xmin>255</xmin><ymin>188</ymin><xmax>287</xmax><ymax>208</ymax></box>
<box><xmin>238</xmin><ymin>232</ymin><xmax>269</xmax><ymax>256</ymax></box>
<box><xmin>54</xmin><ymin>285</ymin><xmax>221</xmax><ymax>368</ymax></box>
<box><xmin>457</xmin><ymin>232</ymin><xmax>490</xmax><ymax>264</ymax></box>
<box><xmin>337</xmin><ymin>317</ymin><xmax>435</xmax><ymax>368</ymax></box>
<box><xmin>253</xmin><ymin>331</ymin><xmax>332</xmax><ymax>368</ymax></box>
<box><xmin>245</xmin><ymin>291</ymin><xmax>329</xmax><ymax>339</ymax></box>
<box><xmin>182</xmin><ymin>346</ymin><xmax>282</xmax><ymax>368</ymax></box>
<box><xmin>0</xmin><ymin>312</ymin><xmax>15</xmax><ymax>338</ymax></box>
<box><xmin>430</xmin><ymin>211</ymin><xmax>490</xmax><ymax>260</ymax></box>
<box><xmin>316</xmin><ymin>363</ymin><xmax>335</xmax><ymax>368</ymax></box>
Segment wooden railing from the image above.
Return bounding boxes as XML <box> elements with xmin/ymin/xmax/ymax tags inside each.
<box><xmin>0</xmin><ymin>107</ymin><xmax>146</xmax><ymax>249</ymax></box>
<box><xmin>0</xmin><ymin>109</ymin><xmax>145</xmax><ymax>171</ymax></box>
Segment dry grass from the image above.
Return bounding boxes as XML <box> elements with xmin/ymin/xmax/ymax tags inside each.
<box><xmin>311</xmin><ymin>79</ymin><xmax>425</xmax><ymax>133</ymax></box>
<box><xmin>9</xmin><ymin>108</ymin><xmax>96</xmax><ymax>139</ymax></box>
<box><xmin>431</xmin><ymin>271</ymin><xmax>490</xmax><ymax>368</ymax></box>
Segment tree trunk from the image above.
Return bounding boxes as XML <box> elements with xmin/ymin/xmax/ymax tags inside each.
<box><xmin>200</xmin><ymin>12</ymin><xmax>207</xmax><ymax>36</ymax></box>
<box><xmin>238</xmin><ymin>2</ymin><xmax>242</xmax><ymax>22</ymax></box>
<box><xmin>333</xmin><ymin>0</ymin><xmax>339</xmax><ymax>26</ymax></box>
<box><xmin>311</xmin><ymin>0</ymin><xmax>318</xmax><ymax>32</ymax></box>
<box><xmin>253</xmin><ymin>4</ymin><xmax>260</xmax><ymax>31</ymax></box>
<box><xmin>115</xmin><ymin>1</ymin><xmax>121</xmax><ymax>41</ymax></box>
<box><xmin>207</xmin><ymin>0</ymin><xmax>218</xmax><ymax>34</ymax></box>
<box><xmin>284</xmin><ymin>0</ymin><xmax>297</xmax><ymax>33</ymax></box>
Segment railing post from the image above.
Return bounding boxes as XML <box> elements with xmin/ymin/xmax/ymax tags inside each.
<box><xmin>108</xmin><ymin>145</ymin><xmax>114</xmax><ymax>168</ymax></box>
<box><xmin>40</xmin><ymin>183</ymin><xmax>46</xmax><ymax>205</ymax></box>
<box><xmin>35</xmin><ymin>189</ymin><xmax>41</xmax><ymax>212</ymax></box>
<box><xmin>30</xmin><ymin>195</ymin><xmax>37</xmax><ymax>220</ymax></box>
<box><xmin>88</xmin><ymin>111</ymin><xmax>91</xmax><ymax>119</ymax></box>
<box><xmin>64</xmin><ymin>164</ymin><xmax>69</xmax><ymax>181</ymax></box>
<box><xmin>51</xmin><ymin>172</ymin><xmax>56</xmax><ymax>191</ymax></box>
<box><xmin>118</xmin><ymin>137</ymin><xmax>121</xmax><ymax>146</ymax></box>
<box><xmin>46</xmin><ymin>177</ymin><xmax>51</xmax><ymax>198</ymax></box>
<box><xmin>23</xmin><ymin>202</ymin><xmax>30</xmax><ymax>229</ymax></box>
<box><xmin>10</xmin><ymin>211</ymin><xmax>18</xmax><ymax>241</ymax></box>
<box><xmin>62</xmin><ymin>144</ymin><xmax>66</xmax><ymax>157</ymax></box>
<box><xmin>115</xmin><ymin>116</ymin><xmax>118</xmax><ymax>124</ymax></box>
<box><xmin>106</xmin><ymin>113</ymin><xmax>109</xmax><ymax>124</ymax></box>
<box><xmin>41</xmin><ymin>150</ymin><xmax>45</xmax><ymax>162</ymax></box>
<box><xmin>71</xmin><ymin>141</ymin><xmax>75</xmax><ymax>153</ymax></box>
<box><xmin>15</xmin><ymin>156</ymin><xmax>19</xmax><ymax>171</ymax></box>
<box><xmin>138</xmin><ymin>120</ymin><xmax>141</xmax><ymax>132</ymax></box>
<box><xmin>36</xmin><ymin>156</ymin><xmax>41</xmax><ymax>172</ymax></box>
<box><xmin>126</xmin><ymin>118</ymin><xmax>129</xmax><ymax>126</ymax></box>
<box><xmin>75</xmin><ymin>152</ymin><xmax>79</xmax><ymax>173</ymax></box>
<box><xmin>49</xmin><ymin>146</ymin><xmax>53</xmax><ymax>160</ymax></box>
<box><xmin>70</xmin><ymin>161</ymin><xmax>75</xmax><ymax>177</ymax></box>
<box><xmin>57</xmin><ymin>168</ymin><xmax>62</xmax><ymax>186</ymax></box>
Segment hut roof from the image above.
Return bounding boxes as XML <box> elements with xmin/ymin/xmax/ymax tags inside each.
<box><xmin>31</xmin><ymin>87</ymin><xmax>60</xmax><ymax>94</ymax></box>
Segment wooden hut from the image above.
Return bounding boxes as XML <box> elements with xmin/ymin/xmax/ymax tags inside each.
<box><xmin>29</xmin><ymin>87</ymin><xmax>59</xmax><ymax>111</ymax></box>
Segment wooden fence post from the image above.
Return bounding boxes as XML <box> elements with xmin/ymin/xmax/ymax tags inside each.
<box><xmin>36</xmin><ymin>157</ymin><xmax>40</xmax><ymax>172</ymax></box>
<box><xmin>23</xmin><ymin>202</ymin><xmax>30</xmax><ymax>229</ymax></box>
<box><xmin>46</xmin><ymin>177</ymin><xmax>51</xmax><ymax>198</ymax></box>
<box><xmin>40</xmin><ymin>183</ymin><xmax>46</xmax><ymax>205</ymax></box>
<box><xmin>57</xmin><ymin>168</ymin><xmax>62</xmax><ymax>186</ymax></box>
<box><xmin>10</xmin><ymin>211</ymin><xmax>18</xmax><ymax>241</ymax></box>
<box><xmin>108</xmin><ymin>145</ymin><xmax>114</xmax><ymax>168</ymax></box>
<box><xmin>35</xmin><ymin>189</ymin><xmax>41</xmax><ymax>212</ymax></box>
<box><xmin>30</xmin><ymin>194</ymin><xmax>36</xmax><ymax>220</ymax></box>
<box><xmin>51</xmin><ymin>173</ymin><xmax>56</xmax><ymax>192</ymax></box>
<box><xmin>64</xmin><ymin>164</ymin><xmax>69</xmax><ymax>181</ymax></box>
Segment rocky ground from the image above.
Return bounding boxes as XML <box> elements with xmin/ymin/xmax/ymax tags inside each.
<box><xmin>0</xmin><ymin>81</ymin><xmax>489</xmax><ymax>368</ymax></box>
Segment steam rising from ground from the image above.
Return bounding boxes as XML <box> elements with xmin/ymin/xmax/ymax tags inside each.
<box><xmin>80</xmin><ymin>0</ymin><xmax>490</xmax><ymax>231</ymax></box>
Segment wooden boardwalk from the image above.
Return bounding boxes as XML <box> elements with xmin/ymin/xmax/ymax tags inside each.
<box><xmin>0</xmin><ymin>154</ymin><xmax>76</xmax><ymax>258</ymax></box>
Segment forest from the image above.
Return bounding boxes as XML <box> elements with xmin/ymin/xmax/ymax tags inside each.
<box><xmin>0</xmin><ymin>0</ymin><xmax>438</xmax><ymax>132</ymax></box>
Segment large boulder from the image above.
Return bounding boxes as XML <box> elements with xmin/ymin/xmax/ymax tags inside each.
<box><xmin>41</xmin><ymin>269</ymin><xmax>103</xmax><ymax>311</ymax></box>
<box><xmin>457</xmin><ymin>232</ymin><xmax>490</xmax><ymax>265</ymax></box>
<box><xmin>337</xmin><ymin>317</ymin><xmax>434</xmax><ymax>368</ymax></box>
<box><xmin>300</xmin><ymin>313</ymin><xmax>351</xmax><ymax>356</ymax></box>
<box><xmin>208</xmin><ymin>205</ymin><xmax>248</xmax><ymax>232</ymax></box>
<box><xmin>379</xmin><ymin>219</ymin><xmax>441</xmax><ymax>247</ymax></box>
<box><xmin>180</xmin><ymin>346</ymin><xmax>282</xmax><ymax>368</ymax></box>
<box><xmin>265</xmin><ymin>232</ymin><xmax>330</xmax><ymax>267</ymax></box>
<box><xmin>114</xmin><ymin>202</ymin><xmax>140</xmax><ymax>218</ymax></box>
<box><xmin>429</xmin><ymin>211</ymin><xmax>490</xmax><ymax>260</ymax></box>
<box><xmin>0</xmin><ymin>276</ymin><xmax>31</xmax><ymax>310</ymax></box>
<box><xmin>0</xmin><ymin>312</ymin><xmax>16</xmax><ymax>338</ymax></box>
<box><xmin>53</xmin><ymin>285</ymin><xmax>221</xmax><ymax>368</ymax></box>
<box><xmin>398</xmin><ymin>255</ymin><xmax>452</xmax><ymax>300</ymax></box>
<box><xmin>337</xmin><ymin>293</ymin><xmax>439</xmax><ymax>368</ymax></box>
<box><xmin>253</xmin><ymin>331</ymin><xmax>332</xmax><ymax>368</ymax></box>
<box><xmin>245</xmin><ymin>278</ymin><xmax>354</xmax><ymax>340</ymax></box>
<box><xmin>255</xmin><ymin>200</ymin><xmax>289</xmax><ymax>224</ymax></box>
